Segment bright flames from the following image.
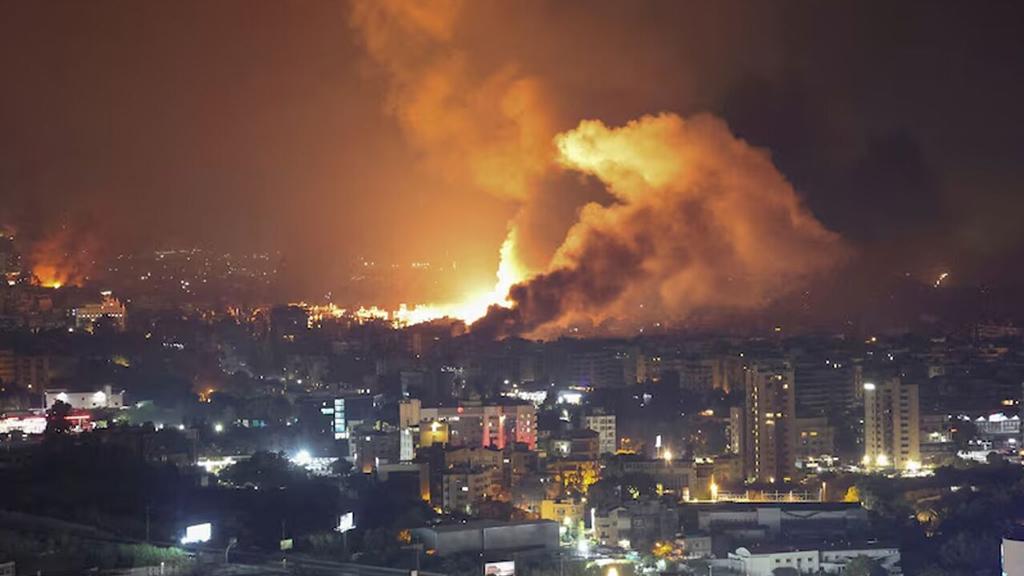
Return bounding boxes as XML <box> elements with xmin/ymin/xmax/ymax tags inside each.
<box><xmin>29</xmin><ymin>230</ymin><xmax>92</xmax><ymax>289</ymax></box>
<box><xmin>303</xmin><ymin>230</ymin><xmax>527</xmax><ymax>328</ymax></box>
<box><xmin>393</xmin><ymin>229</ymin><xmax>526</xmax><ymax>325</ymax></box>
<box><xmin>32</xmin><ymin>264</ymin><xmax>70</xmax><ymax>289</ymax></box>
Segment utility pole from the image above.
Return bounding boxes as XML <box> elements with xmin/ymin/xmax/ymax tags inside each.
<box><xmin>145</xmin><ymin>504</ymin><xmax>151</xmax><ymax>542</ymax></box>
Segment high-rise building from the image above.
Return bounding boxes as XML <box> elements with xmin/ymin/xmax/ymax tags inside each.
<box><xmin>742</xmin><ymin>361</ymin><xmax>797</xmax><ymax>483</ymax></box>
<box><xmin>863</xmin><ymin>377</ymin><xmax>920</xmax><ymax>470</ymax></box>
<box><xmin>793</xmin><ymin>355</ymin><xmax>861</xmax><ymax>417</ymax></box>
<box><xmin>728</xmin><ymin>405</ymin><xmax>745</xmax><ymax>455</ymax></box>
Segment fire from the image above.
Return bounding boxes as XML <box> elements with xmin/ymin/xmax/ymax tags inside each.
<box><xmin>300</xmin><ymin>230</ymin><xmax>528</xmax><ymax>328</ymax></box>
<box><xmin>32</xmin><ymin>264</ymin><xmax>70</xmax><ymax>289</ymax></box>
<box><xmin>29</xmin><ymin>230</ymin><xmax>92</xmax><ymax>289</ymax></box>
<box><xmin>393</xmin><ymin>229</ymin><xmax>527</xmax><ymax>325</ymax></box>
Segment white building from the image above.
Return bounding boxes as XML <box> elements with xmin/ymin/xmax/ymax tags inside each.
<box><xmin>976</xmin><ymin>413</ymin><xmax>1020</xmax><ymax>436</ymax></box>
<box><xmin>584</xmin><ymin>413</ymin><xmax>617</xmax><ymax>454</ymax></box>
<box><xmin>1004</xmin><ymin>529</ymin><xmax>1024</xmax><ymax>576</ymax></box>
<box><xmin>729</xmin><ymin>544</ymin><xmax>901</xmax><ymax>576</ymax></box>
<box><xmin>593</xmin><ymin>506</ymin><xmax>631</xmax><ymax>547</ymax></box>
<box><xmin>44</xmin><ymin>384</ymin><xmax>124</xmax><ymax>410</ymax></box>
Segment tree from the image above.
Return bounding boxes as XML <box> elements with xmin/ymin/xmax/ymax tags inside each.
<box><xmin>220</xmin><ymin>451</ymin><xmax>302</xmax><ymax>489</ymax></box>
<box><xmin>331</xmin><ymin>458</ymin><xmax>354</xmax><ymax>477</ymax></box>
<box><xmin>45</xmin><ymin>400</ymin><xmax>73</xmax><ymax>435</ymax></box>
<box><xmin>843</xmin><ymin>485</ymin><xmax>861</xmax><ymax>502</ymax></box>
<box><xmin>844</xmin><ymin>555</ymin><xmax>888</xmax><ymax>576</ymax></box>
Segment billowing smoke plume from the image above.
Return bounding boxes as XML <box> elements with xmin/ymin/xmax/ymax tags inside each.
<box><xmin>350</xmin><ymin>0</ymin><xmax>553</xmax><ymax>202</ymax></box>
<box><xmin>474</xmin><ymin>113</ymin><xmax>846</xmax><ymax>338</ymax></box>
<box><xmin>29</xmin><ymin>228</ymin><xmax>95</xmax><ymax>288</ymax></box>
<box><xmin>350</xmin><ymin>0</ymin><xmax>558</xmax><ymax>290</ymax></box>
<box><xmin>351</xmin><ymin>2</ymin><xmax>845</xmax><ymax>338</ymax></box>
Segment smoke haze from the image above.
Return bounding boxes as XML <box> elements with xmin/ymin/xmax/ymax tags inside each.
<box><xmin>2</xmin><ymin>0</ymin><xmax>1023</xmax><ymax>322</ymax></box>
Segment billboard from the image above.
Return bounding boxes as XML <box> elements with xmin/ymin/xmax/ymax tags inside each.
<box><xmin>485</xmin><ymin>561</ymin><xmax>515</xmax><ymax>576</ymax></box>
<box><xmin>181</xmin><ymin>523</ymin><xmax>212</xmax><ymax>544</ymax></box>
<box><xmin>336</xmin><ymin>512</ymin><xmax>355</xmax><ymax>533</ymax></box>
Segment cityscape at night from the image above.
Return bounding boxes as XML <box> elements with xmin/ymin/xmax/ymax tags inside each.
<box><xmin>1</xmin><ymin>1</ymin><xmax>1024</xmax><ymax>576</ymax></box>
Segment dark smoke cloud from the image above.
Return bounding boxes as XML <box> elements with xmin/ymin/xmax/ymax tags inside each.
<box><xmin>474</xmin><ymin>113</ymin><xmax>846</xmax><ymax>338</ymax></box>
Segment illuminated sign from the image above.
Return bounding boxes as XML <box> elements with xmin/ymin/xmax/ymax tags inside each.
<box><xmin>181</xmin><ymin>523</ymin><xmax>212</xmax><ymax>544</ymax></box>
<box><xmin>336</xmin><ymin>512</ymin><xmax>355</xmax><ymax>533</ymax></box>
<box><xmin>484</xmin><ymin>561</ymin><xmax>515</xmax><ymax>576</ymax></box>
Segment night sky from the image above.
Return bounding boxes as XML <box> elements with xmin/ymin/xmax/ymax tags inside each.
<box><xmin>2</xmin><ymin>0</ymin><xmax>1023</xmax><ymax>305</ymax></box>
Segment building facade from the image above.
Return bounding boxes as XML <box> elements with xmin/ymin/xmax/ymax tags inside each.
<box><xmin>584</xmin><ymin>413</ymin><xmax>617</xmax><ymax>455</ymax></box>
<box><xmin>742</xmin><ymin>361</ymin><xmax>797</xmax><ymax>483</ymax></box>
<box><xmin>863</xmin><ymin>378</ymin><xmax>920</xmax><ymax>470</ymax></box>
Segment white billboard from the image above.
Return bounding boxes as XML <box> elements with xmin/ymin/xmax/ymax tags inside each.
<box><xmin>485</xmin><ymin>561</ymin><xmax>515</xmax><ymax>576</ymax></box>
<box><xmin>336</xmin><ymin>512</ymin><xmax>355</xmax><ymax>533</ymax></box>
<box><xmin>181</xmin><ymin>523</ymin><xmax>212</xmax><ymax>544</ymax></box>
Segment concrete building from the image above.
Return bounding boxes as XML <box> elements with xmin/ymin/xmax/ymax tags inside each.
<box><xmin>607</xmin><ymin>455</ymin><xmax>692</xmax><ymax>495</ymax></box>
<box><xmin>444</xmin><ymin>446</ymin><xmax>504</xmax><ymax>470</ymax></box>
<box><xmin>728</xmin><ymin>543</ymin><xmax>900</xmax><ymax>576</ymax></box>
<box><xmin>794</xmin><ymin>416</ymin><xmax>836</xmax><ymax>461</ymax></box>
<box><xmin>558</xmin><ymin>346</ymin><xmax>630</xmax><ymax>389</ymax></box>
<box><xmin>44</xmin><ymin>384</ymin><xmax>123</xmax><ymax>410</ymax></box>
<box><xmin>729</xmin><ymin>405</ymin><xmax>744</xmax><ymax>455</ymax></box>
<box><xmin>695</xmin><ymin>503</ymin><xmax>868</xmax><ymax>540</ymax></box>
<box><xmin>399</xmin><ymin>398</ymin><xmax>421</xmax><ymax>429</ymax></box>
<box><xmin>353</xmin><ymin>430</ymin><xmax>400</xmax><ymax>473</ymax></box>
<box><xmin>593</xmin><ymin>500</ymin><xmax>679</xmax><ymax>549</ymax></box>
<box><xmin>441</xmin><ymin>466</ymin><xmax>503</xmax><ymax>514</ymax></box>
<box><xmin>419</xmin><ymin>403</ymin><xmax>536</xmax><ymax>449</ymax></box>
<box><xmin>539</xmin><ymin>499</ymin><xmax>583</xmax><ymax>525</ymax></box>
<box><xmin>1003</xmin><ymin>527</ymin><xmax>1024</xmax><ymax>576</ymax></box>
<box><xmin>0</xmin><ymin>351</ymin><xmax>52</xmax><ymax>390</ymax></box>
<box><xmin>976</xmin><ymin>413</ymin><xmax>1020</xmax><ymax>437</ymax></box>
<box><xmin>793</xmin><ymin>355</ymin><xmax>861</xmax><ymax>417</ymax></box>
<box><xmin>679</xmin><ymin>533</ymin><xmax>713</xmax><ymax>558</ymax></box>
<box><xmin>72</xmin><ymin>291</ymin><xmax>126</xmax><ymax>332</ymax></box>
<box><xmin>864</xmin><ymin>378</ymin><xmax>920</xmax><ymax>470</ymax></box>
<box><xmin>584</xmin><ymin>413</ymin><xmax>617</xmax><ymax>455</ymax></box>
<box><xmin>594</xmin><ymin>506</ymin><xmax>632</xmax><ymax>547</ymax></box>
<box><xmin>549</xmin><ymin>429</ymin><xmax>600</xmax><ymax>460</ymax></box>
<box><xmin>412</xmin><ymin>520</ymin><xmax>558</xmax><ymax>556</ymax></box>
<box><xmin>742</xmin><ymin>361</ymin><xmax>797</xmax><ymax>483</ymax></box>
